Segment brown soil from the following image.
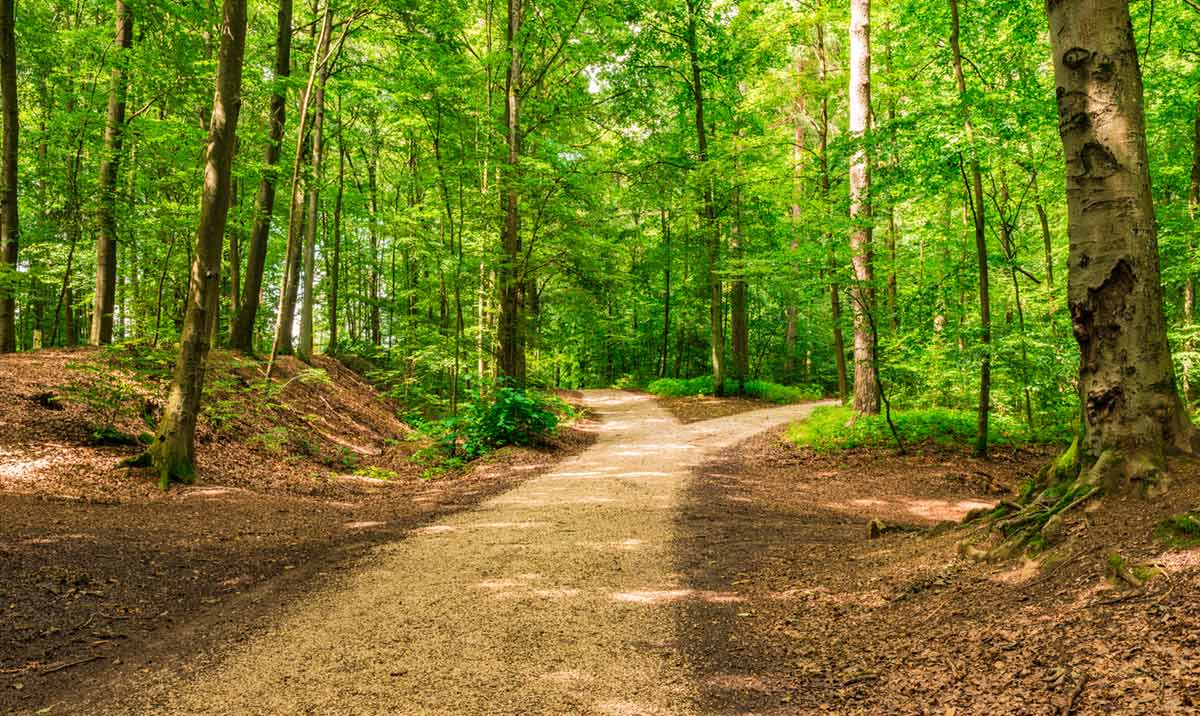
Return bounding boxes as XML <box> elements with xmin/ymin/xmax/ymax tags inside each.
<box><xmin>656</xmin><ymin>394</ymin><xmax>779</xmax><ymax>424</ymax></box>
<box><xmin>675</xmin><ymin>426</ymin><xmax>1200</xmax><ymax>715</ymax></box>
<box><xmin>0</xmin><ymin>349</ymin><xmax>596</xmax><ymax>713</ymax></box>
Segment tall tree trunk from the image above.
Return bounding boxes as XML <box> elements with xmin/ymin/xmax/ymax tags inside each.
<box><xmin>659</xmin><ymin>208</ymin><xmax>672</xmax><ymax>379</ymax></box>
<box><xmin>816</xmin><ymin>25</ymin><xmax>849</xmax><ymax>401</ymax></box>
<box><xmin>230</xmin><ymin>0</ymin><xmax>292</xmax><ymax>352</ymax></box>
<box><xmin>269</xmin><ymin>4</ymin><xmax>329</xmax><ymax>368</ymax></box>
<box><xmin>136</xmin><ymin>0</ymin><xmax>246</xmax><ymax>486</ymax></box>
<box><xmin>327</xmin><ymin>116</ymin><xmax>344</xmax><ymax>353</ymax></box>
<box><xmin>0</xmin><ymin>0</ymin><xmax>16</xmax><ymax>352</ymax></box>
<box><xmin>1186</xmin><ymin>86</ymin><xmax>1200</xmax><ymax>324</ymax></box>
<box><xmin>730</xmin><ymin>174</ymin><xmax>748</xmax><ymax>394</ymax></box>
<box><xmin>297</xmin><ymin>34</ymin><xmax>330</xmax><ymax>362</ymax></box>
<box><xmin>497</xmin><ymin>0</ymin><xmax>525</xmax><ymax>384</ymax></box>
<box><xmin>366</xmin><ymin>127</ymin><xmax>381</xmax><ymax>346</ymax></box>
<box><xmin>1046</xmin><ymin>0</ymin><xmax>1198</xmax><ymax>487</ymax></box>
<box><xmin>848</xmin><ymin>0</ymin><xmax>878</xmax><ymax>414</ymax></box>
<box><xmin>785</xmin><ymin>60</ymin><xmax>804</xmax><ymax>383</ymax></box>
<box><xmin>90</xmin><ymin>0</ymin><xmax>133</xmax><ymax>346</ymax></box>
<box><xmin>228</xmin><ymin>175</ymin><xmax>241</xmax><ymax>320</ymax></box>
<box><xmin>949</xmin><ymin>0</ymin><xmax>991</xmax><ymax>456</ymax></box>
<box><xmin>686</xmin><ymin>0</ymin><xmax>724</xmax><ymax>396</ymax></box>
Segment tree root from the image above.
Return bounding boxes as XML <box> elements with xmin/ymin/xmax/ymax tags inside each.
<box><xmin>960</xmin><ymin>437</ymin><xmax>1102</xmax><ymax>561</ymax></box>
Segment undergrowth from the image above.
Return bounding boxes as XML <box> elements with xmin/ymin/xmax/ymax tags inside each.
<box><xmin>1156</xmin><ymin>512</ymin><xmax>1200</xmax><ymax>548</ymax></box>
<box><xmin>407</xmin><ymin>386</ymin><xmax>577</xmax><ymax>478</ymax></box>
<box><xmin>646</xmin><ymin>375</ymin><xmax>823</xmax><ymax>404</ymax></box>
<box><xmin>788</xmin><ymin>405</ymin><xmax>1068</xmax><ymax>452</ymax></box>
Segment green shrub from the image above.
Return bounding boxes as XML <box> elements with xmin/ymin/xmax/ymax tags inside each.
<box><xmin>459</xmin><ymin>387</ymin><xmax>562</xmax><ymax>457</ymax></box>
<box><xmin>1156</xmin><ymin>513</ymin><xmax>1200</xmax><ymax>548</ymax></box>
<box><xmin>647</xmin><ymin>375</ymin><xmax>822</xmax><ymax>404</ymax></box>
<box><xmin>742</xmin><ymin>380</ymin><xmax>824</xmax><ymax>404</ymax></box>
<box><xmin>788</xmin><ymin>405</ymin><xmax>1061</xmax><ymax>452</ymax></box>
<box><xmin>63</xmin><ymin>361</ymin><xmax>146</xmax><ymax>444</ymax></box>
<box><xmin>250</xmin><ymin>426</ymin><xmax>290</xmax><ymax>454</ymax></box>
<box><xmin>646</xmin><ymin>376</ymin><xmax>713</xmax><ymax>397</ymax></box>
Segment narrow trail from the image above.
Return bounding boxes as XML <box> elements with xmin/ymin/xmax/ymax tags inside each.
<box><xmin>94</xmin><ymin>391</ymin><xmax>829</xmax><ymax>716</ymax></box>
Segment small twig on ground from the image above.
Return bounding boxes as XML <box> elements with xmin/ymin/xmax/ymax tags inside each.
<box><xmin>41</xmin><ymin>654</ymin><xmax>103</xmax><ymax>674</ymax></box>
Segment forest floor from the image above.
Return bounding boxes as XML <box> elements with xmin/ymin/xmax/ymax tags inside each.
<box><xmin>0</xmin><ymin>349</ymin><xmax>596</xmax><ymax>714</ymax></box>
<box><xmin>4</xmin><ymin>382</ymin><xmax>1199</xmax><ymax>715</ymax></box>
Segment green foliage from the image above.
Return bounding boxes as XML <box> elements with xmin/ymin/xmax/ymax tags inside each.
<box><xmin>788</xmin><ymin>405</ymin><xmax>1064</xmax><ymax>452</ymax></box>
<box><xmin>353</xmin><ymin>466</ymin><xmax>398</xmax><ymax>481</ymax></box>
<box><xmin>250</xmin><ymin>426</ymin><xmax>290</xmax><ymax>455</ymax></box>
<box><xmin>647</xmin><ymin>375</ymin><xmax>822</xmax><ymax>404</ymax></box>
<box><xmin>646</xmin><ymin>376</ymin><xmax>715</xmax><ymax>398</ymax></box>
<box><xmin>457</xmin><ymin>388</ymin><xmax>563</xmax><ymax>458</ymax></box>
<box><xmin>62</xmin><ymin>361</ymin><xmax>146</xmax><ymax>444</ymax></box>
<box><xmin>1155</xmin><ymin>513</ymin><xmax>1200</xmax><ymax>548</ymax></box>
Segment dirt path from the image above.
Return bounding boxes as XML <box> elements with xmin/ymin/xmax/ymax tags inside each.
<box><xmin>79</xmin><ymin>390</ymin><xmax>829</xmax><ymax>716</ymax></box>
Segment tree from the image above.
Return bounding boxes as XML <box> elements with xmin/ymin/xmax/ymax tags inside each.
<box><xmin>90</xmin><ymin>0</ymin><xmax>133</xmax><ymax>346</ymax></box>
<box><xmin>1046</xmin><ymin>0</ymin><xmax>1198</xmax><ymax>487</ymax></box>
<box><xmin>0</xmin><ymin>0</ymin><xmax>16</xmax><ymax>353</ymax></box>
<box><xmin>948</xmin><ymin>0</ymin><xmax>991</xmax><ymax>456</ymax></box>
<box><xmin>230</xmin><ymin>0</ymin><xmax>293</xmax><ymax>353</ymax></box>
<box><xmin>133</xmin><ymin>0</ymin><xmax>248</xmax><ymax>486</ymax></box>
<box><xmin>848</xmin><ymin>0</ymin><xmax>877</xmax><ymax>414</ymax></box>
<box><xmin>297</xmin><ymin>15</ymin><xmax>332</xmax><ymax>362</ymax></box>
<box><xmin>496</xmin><ymin>0</ymin><xmax>525</xmax><ymax>385</ymax></box>
<box><xmin>270</xmin><ymin>3</ymin><xmax>331</xmax><ymax>365</ymax></box>
<box><xmin>685</xmin><ymin>0</ymin><xmax>725</xmax><ymax>397</ymax></box>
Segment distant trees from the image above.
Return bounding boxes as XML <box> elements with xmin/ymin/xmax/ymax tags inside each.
<box><xmin>0</xmin><ymin>0</ymin><xmax>16</xmax><ymax>354</ymax></box>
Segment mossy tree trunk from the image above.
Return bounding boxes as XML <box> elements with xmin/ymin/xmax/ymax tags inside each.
<box><xmin>141</xmin><ymin>0</ymin><xmax>247</xmax><ymax>487</ymax></box>
<box><xmin>1047</xmin><ymin>0</ymin><xmax>1199</xmax><ymax>489</ymax></box>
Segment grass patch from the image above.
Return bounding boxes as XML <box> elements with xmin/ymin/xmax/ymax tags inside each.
<box><xmin>646</xmin><ymin>375</ymin><xmax>823</xmax><ymax>404</ymax></box>
<box><xmin>787</xmin><ymin>405</ymin><xmax>1059</xmax><ymax>452</ymax></box>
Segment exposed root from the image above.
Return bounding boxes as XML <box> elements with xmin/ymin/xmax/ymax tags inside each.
<box><xmin>960</xmin><ymin>436</ymin><xmax>1103</xmax><ymax>560</ymax></box>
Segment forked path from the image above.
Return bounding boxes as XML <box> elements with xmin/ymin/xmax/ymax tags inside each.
<box><xmin>97</xmin><ymin>391</ymin><xmax>829</xmax><ymax>716</ymax></box>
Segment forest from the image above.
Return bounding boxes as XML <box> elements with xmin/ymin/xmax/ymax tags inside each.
<box><xmin>2</xmin><ymin>0</ymin><xmax>1200</xmax><ymax>713</ymax></box>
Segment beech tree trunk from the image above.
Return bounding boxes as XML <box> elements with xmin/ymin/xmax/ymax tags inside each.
<box><xmin>497</xmin><ymin>0</ymin><xmax>525</xmax><ymax>384</ymax></box>
<box><xmin>270</xmin><ymin>5</ymin><xmax>329</xmax><ymax>366</ymax></box>
<box><xmin>91</xmin><ymin>0</ymin><xmax>133</xmax><ymax>346</ymax></box>
<box><xmin>297</xmin><ymin>37</ymin><xmax>330</xmax><ymax>362</ymax></box>
<box><xmin>1047</xmin><ymin>0</ymin><xmax>1198</xmax><ymax>487</ymax></box>
<box><xmin>230</xmin><ymin>0</ymin><xmax>292</xmax><ymax>352</ymax></box>
<box><xmin>659</xmin><ymin>208</ymin><xmax>672</xmax><ymax>378</ymax></box>
<box><xmin>1186</xmin><ymin>86</ymin><xmax>1199</xmax><ymax>324</ymax></box>
<box><xmin>327</xmin><ymin>127</ymin><xmax>345</xmax><ymax>353</ymax></box>
<box><xmin>0</xmin><ymin>0</ymin><xmax>16</xmax><ymax>353</ymax></box>
<box><xmin>816</xmin><ymin>25</ymin><xmax>849</xmax><ymax>401</ymax></box>
<box><xmin>366</xmin><ymin>130</ymin><xmax>382</xmax><ymax>346</ymax></box>
<box><xmin>848</xmin><ymin>0</ymin><xmax>878</xmax><ymax>414</ymax></box>
<box><xmin>140</xmin><ymin>0</ymin><xmax>246</xmax><ymax>486</ymax></box>
<box><xmin>730</xmin><ymin>152</ymin><xmax>749</xmax><ymax>394</ymax></box>
<box><xmin>686</xmin><ymin>0</ymin><xmax>724</xmax><ymax>396</ymax></box>
<box><xmin>949</xmin><ymin>0</ymin><xmax>992</xmax><ymax>457</ymax></box>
